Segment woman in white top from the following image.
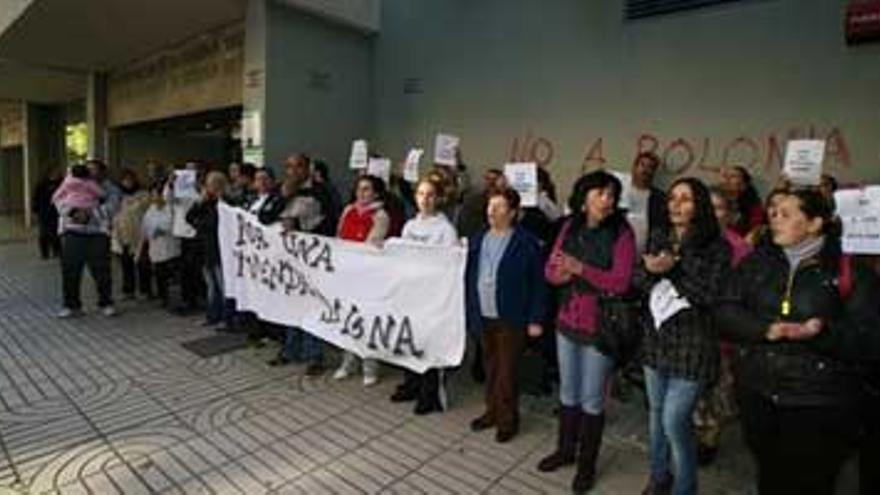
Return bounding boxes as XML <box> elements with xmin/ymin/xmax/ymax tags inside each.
<box><xmin>390</xmin><ymin>179</ymin><xmax>459</xmax><ymax>414</ymax></box>
<box><xmin>140</xmin><ymin>184</ymin><xmax>181</xmax><ymax>307</ymax></box>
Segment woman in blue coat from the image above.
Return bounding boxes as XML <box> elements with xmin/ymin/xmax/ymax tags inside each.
<box><xmin>466</xmin><ymin>187</ymin><xmax>547</xmax><ymax>443</ymax></box>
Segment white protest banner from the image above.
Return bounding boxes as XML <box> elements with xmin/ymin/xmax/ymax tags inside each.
<box><xmin>504</xmin><ymin>162</ymin><xmax>538</xmax><ymax>207</ymax></box>
<box><xmin>349</xmin><ymin>139</ymin><xmax>368</xmax><ymax>170</ymax></box>
<box><xmin>403</xmin><ymin>148</ymin><xmax>424</xmax><ymax>183</ymax></box>
<box><xmin>836</xmin><ymin>186</ymin><xmax>880</xmax><ymax>254</ymax></box>
<box><xmin>433</xmin><ymin>133</ymin><xmax>459</xmax><ymax>166</ymax></box>
<box><xmin>367</xmin><ymin>157</ymin><xmax>392</xmax><ymax>184</ymax></box>
<box><xmin>784</xmin><ymin>140</ymin><xmax>826</xmax><ymax>186</ymax></box>
<box><xmin>218</xmin><ymin>203</ymin><xmax>467</xmax><ymax>372</ymax></box>
<box><xmin>612</xmin><ymin>171</ymin><xmax>634</xmax><ymax>210</ymax></box>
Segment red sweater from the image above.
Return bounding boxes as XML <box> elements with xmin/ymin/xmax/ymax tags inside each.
<box><xmin>338</xmin><ymin>202</ymin><xmax>384</xmax><ymax>242</ymax></box>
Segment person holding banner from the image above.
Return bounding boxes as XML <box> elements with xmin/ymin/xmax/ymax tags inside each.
<box><xmin>266</xmin><ymin>154</ymin><xmax>333</xmax><ymax>375</ymax></box>
<box><xmin>537</xmin><ymin>171</ymin><xmax>636</xmax><ymax>493</ymax></box>
<box><xmin>333</xmin><ymin>175</ymin><xmax>391</xmax><ymax>386</ymax></box>
<box><xmin>639</xmin><ymin>178</ymin><xmax>731</xmax><ymax>495</ymax></box>
<box><xmin>466</xmin><ymin>187</ymin><xmax>547</xmax><ymax>443</ymax></box>
<box><xmin>714</xmin><ymin>189</ymin><xmax>880</xmax><ymax>495</ymax></box>
<box><xmin>389</xmin><ymin>178</ymin><xmax>459</xmax><ymax>414</ymax></box>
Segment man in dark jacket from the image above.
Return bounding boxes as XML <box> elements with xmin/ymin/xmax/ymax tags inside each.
<box><xmin>185</xmin><ymin>172</ymin><xmax>227</xmax><ymax>326</ymax></box>
<box><xmin>32</xmin><ymin>168</ymin><xmax>62</xmax><ymax>259</ymax></box>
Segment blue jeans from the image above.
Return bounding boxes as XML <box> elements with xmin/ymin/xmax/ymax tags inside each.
<box><xmin>557</xmin><ymin>333</ymin><xmax>615</xmax><ymax>414</ymax></box>
<box><xmin>283</xmin><ymin>327</ymin><xmax>324</xmax><ymax>363</ymax></box>
<box><xmin>644</xmin><ymin>366</ymin><xmax>702</xmax><ymax>495</ymax></box>
<box><xmin>202</xmin><ymin>264</ymin><xmax>226</xmax><ymax>323</ymax></box>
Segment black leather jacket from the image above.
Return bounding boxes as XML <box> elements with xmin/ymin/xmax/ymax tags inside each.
<box><xmin>715</xmin><ymin>240</ymin><xmax>880</xmax><ymax>407</ymax></box>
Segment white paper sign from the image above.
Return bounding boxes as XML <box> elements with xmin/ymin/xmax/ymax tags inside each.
<box><xmin>167</xmin><ymin>173</ymin><xmax>198</xmax><ymax>239</ymax></box>
<box><xmin>172</xmin><ymin>170</ymin><xmax>199</xmax><ymax>199</ymax></box>
<box><xmin>403</xmin><ymin>148</ymin><xmax>424</xmax><ymax>183</ymax></box>
<box><xmin>218</xmin><ymin>203</ymin><xmax>467</xmax><ymax>373</ymax></box>
<box><xmin>649</xmin><ymin>279</ymin><xmax>692</xmax><ymax>330</ymax></box>
<box><xmin>783</xmin><ymin>140</ymin><xmax>826</xmax><ymax>186</ymax></box>
<box><xmin>836</xmin><ymin>186</ymin><xmax>880</xmax><ymax>254</ymax></box>
<box><xmin>367</xmin><ymin>157</ymin><xmax>392</xmax><ymax>184</ymax></box>
<box><xmin>349</xmin><ymin>139</ymin><xmax>369</xmax><ymax>170</ymax></box>
<box><xmin>434</xmin><ymin>134</ymin><xmax>460</xmax><ymax>166</ymax></box>
<box><xmin>504</xmin><ymin>162</ymin><xmax>538</xmax><ymax>207</ymax></box>
<box><xmin>242</xmin><ymin>147</ymin><xmax>264</xmax><ymax>168</ymax></box>
<box><xmin>241</xmin><ymin>111</ymin><xmax>263</xmax><ymax>147</ymax></box>
<box><xmin>612</xmin><ymin>171</ymin><xmax>633</xmax><ymax>210</ymax></box>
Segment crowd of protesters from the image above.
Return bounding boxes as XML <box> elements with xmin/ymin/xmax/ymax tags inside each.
<box><xmin>29</xmin><ymin>150</ymin><xmax>880</xmax><ymax>495</ymax></box>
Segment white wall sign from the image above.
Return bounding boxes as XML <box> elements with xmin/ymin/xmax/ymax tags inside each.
<box><xmin>504</xmin><ymin>162</ymin><xmax>538</xmax><ymax>207</ymax></box>
<box><xmin>218</xmin><ymin>203</ymin><xmax>467</xmax><ymax>372</ymax></box>
<box><xmin>783</xmin><ymin>140</ymin><xmax>826</xmax><ymax>186</ymax></box>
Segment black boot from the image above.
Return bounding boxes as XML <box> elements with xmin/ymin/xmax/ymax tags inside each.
<box><xmin>572</xmin><ymin>412</ymin><xmax>604</xmax><ymax>494</ymax></box>
<box><xmin>537</xmin><ymin>406</ymin><xmax>580</xmax><ymax>472</ymax></box>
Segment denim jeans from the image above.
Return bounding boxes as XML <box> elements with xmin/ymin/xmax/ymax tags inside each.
<box><xmin>202</xmin><ymin>263</ymin><xmax>225</xmax><ymax>323</ymax></box>
<box><xmin>644</xmin><ymin>366</ymin><xmax>702</xmax><ymax>495</ymax></box>
<box><xmin>282</xmin><ymin>327</ymin><xmax>324</xmax><ymax>363</ymax></box>
<box><xmin>556</xmin><ymin>333</ymin><xmax>614</xmax><ymax>414</ymax></box>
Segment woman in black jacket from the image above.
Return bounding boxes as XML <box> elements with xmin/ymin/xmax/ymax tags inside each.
<box><xmin>715</xmin><ymin>189</ymin><xmax>880</xmax><ymax>495</ymax></box>
<box><xmin>639</xmin><ymin>178</ymin><xmax>731</xmax><ymax>495</ymax></box>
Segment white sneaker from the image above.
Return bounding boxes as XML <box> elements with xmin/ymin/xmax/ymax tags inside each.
<box><xmin>101</xmin><ymin>306</ymin><xmax>118</xmax><ymax>317</ymax></box>
<box><xmin>56</xmin><ymin>308</ymin><xmax>81</xmax><ymax>319</ymax></box>
<box><xmin>363</xmin><ymin>374</ymin><xmax>378</xmax><ymax>387</ymax></box>
<box><xmin>333</xmin><ymin>366</ymin><xmax>351</xmax><ymax>381</ymax></box>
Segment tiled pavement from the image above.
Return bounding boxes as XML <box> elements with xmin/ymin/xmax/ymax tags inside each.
<box><xmin>0</xmin><ymin>239</ymin><xmax>752</xmax><ymax>494</ymax></box>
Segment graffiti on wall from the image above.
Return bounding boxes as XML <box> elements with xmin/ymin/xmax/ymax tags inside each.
<box><xmin>509</xmin><ymin>125</ymin><xmax>854</xmax><ymax>180</ymax></box>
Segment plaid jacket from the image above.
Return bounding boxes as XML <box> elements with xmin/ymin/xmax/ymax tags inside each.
<box><xmin>640</xmin><ymin>231</ymin><xmax>731</xmax><ymax>383</ymax></box>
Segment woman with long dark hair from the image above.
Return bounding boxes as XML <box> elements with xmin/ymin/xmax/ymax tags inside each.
<box><xmin>715</xmin><ymin>189</ymin><xmax>880</xmax><ymax>495</ymax></box>
<box><xmin>537</xmin><ymin>171</ymin><xmax>636</xmax><ymax>494</ymax></box>
<box><xmin>640</xmin><ymin>178</ymin><xmax>731</xmax><ymax>495</ymax></box>
<box><xmin>722</xmin><ymin>166</ymin><xmax>765</xmax><ymax>239</ymax></box>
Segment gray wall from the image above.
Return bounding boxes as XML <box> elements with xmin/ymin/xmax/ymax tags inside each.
<box><xmin>111</xmin><ymin>130</ymin><xmax>232</xmax><ymax>177</ymax></box>
<box><xmin>264</xmin><ymin>2</ymin><xmax>374</xmax><ymax>186</ymax></box>
<box><xmin>374</xmin><ymin>0</ymin><xmax>880</xmax><ymax>196</ymax></box>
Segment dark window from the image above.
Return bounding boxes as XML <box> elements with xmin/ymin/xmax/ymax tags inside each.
<box><xmin>625</xmin><ymin>0</ymin><xmax>748</xmax><ymax>20</ymax></box>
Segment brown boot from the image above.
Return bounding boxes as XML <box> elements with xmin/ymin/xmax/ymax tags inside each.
<box><xmin>641</xmin><ymin>472</ymin><xmax>674</xmax><ymax>495</ymax></box>
<box><xmin>572</xmin><ymin>412</ymin><xmax>604</xmax><ymax>494</ymax></box>
<box><xmin>537</xmin><ymin>406</ymin><xmax>581</xmax><ymax>472</ymax></box>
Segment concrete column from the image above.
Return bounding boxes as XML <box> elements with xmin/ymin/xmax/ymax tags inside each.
<box><xmin>86</xmin><ymin>72</ymin><xmax>109</xmax><ymax>161</ymax></box>
<box><xmin>22</xmin><ymin>102</ymin><xmax>65</xmax><ymax>228</ymax></box>
<box><xmin>242</xmin><ymin>0</ymin><xmax>267</xmax><ymax>168</ymax></box>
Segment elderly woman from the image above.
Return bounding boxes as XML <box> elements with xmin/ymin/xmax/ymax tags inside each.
<box><xmin>466</xmin><ymin>187</ymin><xmax>546</xmax><ymax>443</ymax></box>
